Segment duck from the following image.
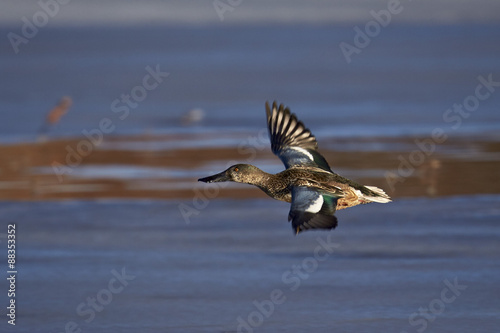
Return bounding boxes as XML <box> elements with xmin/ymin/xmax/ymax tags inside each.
<box><xmin>198</xmin><ymin>101</ymin><xmax>391</xmax><ymax>234</ymax></box>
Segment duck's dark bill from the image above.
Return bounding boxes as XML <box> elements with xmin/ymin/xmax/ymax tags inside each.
<box><xmin>198</xmin><ymin>171</ymin><xmax>230</xmax><ymax>183</ymax></box>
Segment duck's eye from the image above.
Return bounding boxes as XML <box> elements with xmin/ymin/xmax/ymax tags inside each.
<box><xmin>234</xmin><ymin>167</ymin><xmax>239</xmax><ymax>172</ymax></box>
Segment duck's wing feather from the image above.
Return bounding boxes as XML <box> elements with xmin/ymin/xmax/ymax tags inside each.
<box><xmin>266</xmin><ymin>101</ymin><xmax>332</xmax><ymax>172</ymax></box>
<box><xmin>288</xmin><ymin>186</ymin><xmax>339</xmax><ymax>234</ymax></box>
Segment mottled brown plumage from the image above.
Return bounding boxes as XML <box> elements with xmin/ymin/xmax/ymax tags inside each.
<box><xmin>201</xmin><ymin>164</ymin><xmax>388</xmax><ymax>209</ymax></box>
<box><xmin>199</xmin><ymin>101</ymin><xmax>391</xmax><ymax>234</ymax></box>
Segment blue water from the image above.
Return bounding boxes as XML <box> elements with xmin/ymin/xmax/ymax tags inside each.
<box><xmin>1</xmin><ymin>4</ymin><xmax>500</xmax><ymax>332</ymax></box>
<box><xmin>1</xmin><ymin>24</ymin><xmax>499</xmax><ymax>143</ymax></box>
<box><xmin>1</xmin><ymin>195</ymin><xmax>499</xmax><ymax>332</ymax></box>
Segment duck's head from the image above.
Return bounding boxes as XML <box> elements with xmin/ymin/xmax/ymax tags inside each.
<box><xmin>198</xmin><ymin>164</ymin><xmax>261</xmax><ymax>184</ymax></box>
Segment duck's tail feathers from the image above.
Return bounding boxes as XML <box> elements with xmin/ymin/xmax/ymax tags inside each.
<box><xmin>363</xmin><ymin>186</ymin><xmax>392</xmax><ymax>203</ymax></box>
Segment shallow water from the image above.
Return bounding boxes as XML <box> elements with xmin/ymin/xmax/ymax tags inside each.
<box><xmin>1</xmin><ymin>3</ymin><xmax>500</xmax><ymax>332</ymax></box>
<box><xmin>1</xmin><ymin>195</ymin><xmax>499</xmax><ymax>332</ymax></box>
<box><xmin>1</xmin><ymin>24</ymin><xmax>499</xmax><ymax>144</ymax></box>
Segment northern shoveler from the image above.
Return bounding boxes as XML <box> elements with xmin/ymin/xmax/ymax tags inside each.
<box><xmin>198</xmin><ymin>101</ymin><xmax>391</xmax><ymax>234</ymax></box>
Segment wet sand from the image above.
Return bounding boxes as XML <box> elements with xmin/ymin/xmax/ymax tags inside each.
<box><xmin>0</xmin><ymin>134</ymin><xmax>499</xmax><ymax>201</ymax></box>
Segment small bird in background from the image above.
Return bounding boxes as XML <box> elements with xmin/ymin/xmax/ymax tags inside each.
<box><xmin>199</xmin><ymin>101</ymin><xmax>391</xmax><ymax>234</ymax></box>
<box><xmin>38</xmin><ymin>96</ymin><xmax>72</xmax><ymax>140</ymax></box>
<box><xmin>181</xmin><ymin>108</ymin><xmax>205</xmax><ymax>126</ymax></box>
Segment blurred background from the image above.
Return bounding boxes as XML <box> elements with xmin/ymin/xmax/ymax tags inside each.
<box><xmin>0</xmin><ymin>1</ymin><xmax>499</xmax><ymax>332</ymax></box>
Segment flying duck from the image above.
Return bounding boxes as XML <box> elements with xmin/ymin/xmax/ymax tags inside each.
<box><xmin>198</xmin><ymin>101</ymin><xmax>391</xmax><ymax>234</ymax></box>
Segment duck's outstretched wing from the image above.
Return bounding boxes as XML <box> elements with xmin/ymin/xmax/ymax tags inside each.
<box><xmin>288</xmin><ymin>186</ymin><xmax>339</xmax><ymax>234</ymax></box>
<box><xmin>266</xmin><ymin>101</ymin><xmax>332</xmax><ymax>172</ymax></box>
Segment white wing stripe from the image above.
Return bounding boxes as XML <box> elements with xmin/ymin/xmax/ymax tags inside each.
<box><xmin>305</xmin><ymin>195</ymin><xmax>323</xmax><ymax>213</ymax></box>
<box><xmin>290</xmin><ymin>147</ymin><xmax>314</xmax><ymax>161</ymax></box>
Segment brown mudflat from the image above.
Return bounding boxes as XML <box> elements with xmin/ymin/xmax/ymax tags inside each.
<box><xmin>0</xmin><ymin>134</ymin><xmax>498</xmax><ymax>201</ymax></box>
